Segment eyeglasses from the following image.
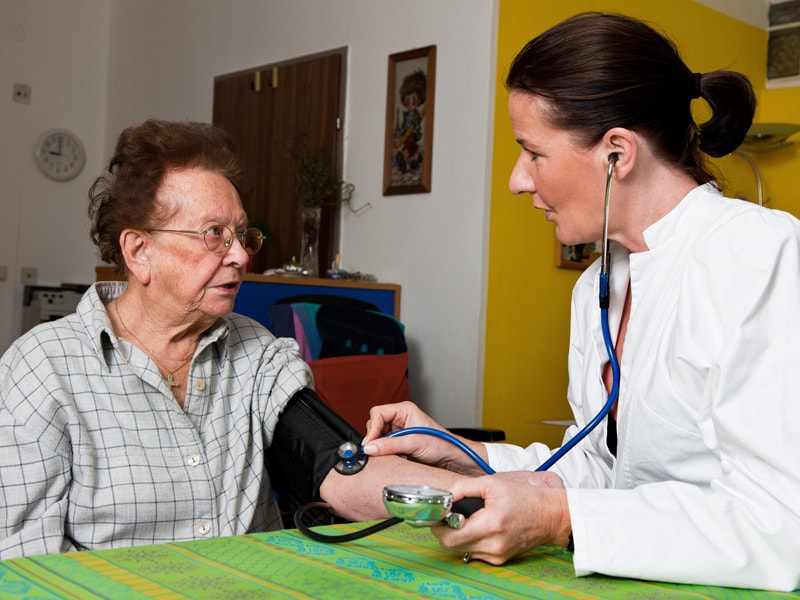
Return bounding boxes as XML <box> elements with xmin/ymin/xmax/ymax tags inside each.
<box><xmin>149</xmin><ymin>225</ymin><xmax>265</xmax><ymax>255</ymax></box>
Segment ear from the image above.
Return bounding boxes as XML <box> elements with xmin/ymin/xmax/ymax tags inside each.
<box><xmin>119</xmin><ymin>229</ymin><xmax>151</xmax><ymax>285</ymax></box>
<box><xmin>601</xmin><ymin>127</ymin><xmax>637</xmax><ymax>180</ymax></box>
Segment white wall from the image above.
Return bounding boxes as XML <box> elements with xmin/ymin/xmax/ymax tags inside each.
<box><xmin>1</xmin><ymin>0</ymin><xmax>498</xmax><ymax>427</ymax></box>
<box><xmin>0</xmin><ymin>0</ymin><xmax>110</xmax><ymax>350</ymax></box>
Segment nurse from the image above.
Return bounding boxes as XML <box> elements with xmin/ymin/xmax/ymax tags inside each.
<box><xmin>362</xmin><ymin>12</ymin><xmax>800</xmax><ymax>592</ymax></box>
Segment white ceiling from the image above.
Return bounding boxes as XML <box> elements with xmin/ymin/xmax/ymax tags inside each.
<box><xmin>694</xmin><ymin>0</ymin><xmax>773</xmax><ymax>30</ymax></box>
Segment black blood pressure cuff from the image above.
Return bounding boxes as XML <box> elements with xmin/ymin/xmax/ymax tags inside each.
<box><xmin>265</xmin><ymin>387</ymin><xmax>364</xmax><ymax>526</ymax></box>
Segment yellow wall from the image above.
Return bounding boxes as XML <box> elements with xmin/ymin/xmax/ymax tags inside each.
<box><xmin>484</xmin><ymin>0</ymin><xmax>800</xmax><ymax>447</ymax></box>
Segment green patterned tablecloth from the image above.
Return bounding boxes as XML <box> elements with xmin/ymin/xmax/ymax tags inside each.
<box><xmin>0</xmin><ymin>521</ymin><xmax>797</xmax><ymax>599</ymax></box>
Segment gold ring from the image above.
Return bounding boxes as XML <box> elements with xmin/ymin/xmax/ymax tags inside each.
<box><xmin>462</xmin><ymin>552</ymin><xmax>471</xmax><ymax>563</ymax></box>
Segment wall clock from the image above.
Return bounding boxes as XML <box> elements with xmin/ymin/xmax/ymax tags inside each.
<box><xmin>35</xmin><ymin>129</ymin><xmax>86</xmax><ymax>181</ymax></box>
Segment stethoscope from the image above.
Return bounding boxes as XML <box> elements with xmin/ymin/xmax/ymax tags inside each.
<box><xmin>296</xmin><ymin>154</ymin><xmax>621</xmax><ymax>540</ymax></box>
<box><xmin>378</xmin><ymin>152</ymin><xmax>621</xmax><ymax>474</ymax></box>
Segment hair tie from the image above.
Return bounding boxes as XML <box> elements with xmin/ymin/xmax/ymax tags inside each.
<box><xmin>691</xmin><ymin>72</ymin><xmax>703</xmax><ymax>99</ymax></box>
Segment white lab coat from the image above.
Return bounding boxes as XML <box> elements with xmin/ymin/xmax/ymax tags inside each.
<box><xmin>486</xmin><ymin>184</ymin><xmax>800</xmax><ymax>591</ymax></box>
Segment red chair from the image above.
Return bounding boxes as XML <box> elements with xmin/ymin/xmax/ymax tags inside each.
<box><xmin>270</xmin><ymin>297</ymin><xmax>410</xmax><ymax>434</ymax></box>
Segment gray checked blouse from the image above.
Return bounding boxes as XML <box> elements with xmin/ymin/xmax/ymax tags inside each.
<box><xmin>0</xmin><ymin>282</ymin><xmax>311</xmax><ymax>558</ymax></box>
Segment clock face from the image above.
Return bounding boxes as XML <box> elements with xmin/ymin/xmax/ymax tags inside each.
<box><xmin>35</xmin><ymin>129</ymin><xmax>86</xmax><ymax>181</ymax></box>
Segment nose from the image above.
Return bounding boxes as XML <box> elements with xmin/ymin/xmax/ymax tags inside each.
<box><xmin>508</xmin><ymin>152</ymin><xmax>534</xmax><ymax>196</ymax></box>
<box><xmin>223</xmin><ymin>234</ymin><xmax>250</xmax><ymax>268</ymax></box>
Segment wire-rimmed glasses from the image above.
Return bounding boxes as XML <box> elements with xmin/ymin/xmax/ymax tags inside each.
<box><xmin>149</xmin><ymin>225</ymin><xmax>265</xmax><ymax>255</ymax></box>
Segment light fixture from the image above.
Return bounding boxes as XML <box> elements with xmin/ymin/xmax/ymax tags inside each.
<box><xmin>732</xmin><ymin>123</ymin><xmax>800</xmax><ymax>205</ymax></box>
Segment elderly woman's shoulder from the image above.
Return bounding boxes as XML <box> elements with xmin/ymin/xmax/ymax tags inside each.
<box><xmin>222</xmin><ymin>312</ymin><xmax>305</xmax><ymax>367</ymax></box>
<box><xmin>224</xmin><ymin>312</ymin><xmax>279</xmax><ymax>345</ymax></box>
<box><xmin>1</xmin><ymin>312</ymin><xmax>89</xmax><ymax>369</ymax></box>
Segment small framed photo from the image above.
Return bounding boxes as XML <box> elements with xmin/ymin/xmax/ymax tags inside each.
<box><xmin>383</xmin><ymin>45</ymin><xmax>436</xmax><ymax>195</ymax></box>
<box><xmin>556</xmin><ymin>239</ymin><xmax>602</xmax><ymax>270</ymax></box>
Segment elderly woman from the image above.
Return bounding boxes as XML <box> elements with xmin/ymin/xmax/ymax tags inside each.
<box><xmin>361</xmin><ymin>12</ymin><xmax>800</xmax><ymax>592</ymax></box>
<box><xmin>0</xmin><ymin>119</ymin><xmax>462</xmax><ymax>558</ymax></box>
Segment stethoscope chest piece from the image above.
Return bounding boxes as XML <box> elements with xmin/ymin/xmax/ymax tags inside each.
<box><xmin>334</xmin><ymin>441</ymin><xmax>368</xmax><ymax>475</ymax></box>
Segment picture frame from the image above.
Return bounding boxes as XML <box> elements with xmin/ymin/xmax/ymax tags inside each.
<box><xmin>555</xmin><ymin>238</ymin><xmax>602</xmax><ymax>270</ymax></box>
<box><xmin>383</xmin><ymin>45</ymin><xmax>436</xmax><ymax>195</ymax></box>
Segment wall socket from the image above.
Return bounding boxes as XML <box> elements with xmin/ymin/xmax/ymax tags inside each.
<box><xmin>12</xmin><ymin>83</ymin><xmax>31</xmax><ymax>104</ymax></box>
<box><xmin>20</xmin><ymin>267</ymin><xmax>38</xmax><ymax>285</ymax></box>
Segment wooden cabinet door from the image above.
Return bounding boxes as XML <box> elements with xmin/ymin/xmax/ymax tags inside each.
<box><xmin>213</xmin><ymin>49</ymin><xmax>344</xmax><ymax>275</ymax></box>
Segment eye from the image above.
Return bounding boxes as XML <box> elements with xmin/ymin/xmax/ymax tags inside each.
<box><xmin>527</xmin><ymin>149</ymin><xmax>540</xmax><ymax>162</ymax></box>
<box><xmin>204</xmin><ymin>225</ymin><xmax>230</xmax><ymax>248</ymax></box>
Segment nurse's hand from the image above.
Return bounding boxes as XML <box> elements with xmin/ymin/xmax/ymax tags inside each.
<box><xmin>361</xmin><ymin>402</ymin><xmax>490</xmax><ymax>475</ymax></box>
<box><xmin>431</xmin><ymin>475</ymin><xmax>572</xmax><ymax>565</ymax></box>
<box><xmin>363</xmin><ymin>401</ymin><xmax>442</xmax><ymax>441</ymax></box>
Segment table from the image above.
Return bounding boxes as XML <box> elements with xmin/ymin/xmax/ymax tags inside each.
<box><xmin>0</xmin><ymin>522</ymin><xmax>796</xmax><ymax>599</ymax></box>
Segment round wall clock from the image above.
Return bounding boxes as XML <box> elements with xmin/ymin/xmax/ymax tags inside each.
<box><xmin>35</xmin><ymin>129</ymin><xmax>86</xmax><ymax>181</ymax></box>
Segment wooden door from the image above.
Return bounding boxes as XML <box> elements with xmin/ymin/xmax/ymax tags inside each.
<box><xmin>213</xmin><ymin>49</ymin><xmax>345</xmax><ymax>275</ymax></box>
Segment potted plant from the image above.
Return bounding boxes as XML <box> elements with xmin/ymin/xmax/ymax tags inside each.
<box><xmin>294</xmin><ymin>143</ymin><xmax>341</xmax><ymax>209</ymax></box>
<box><xmin>291</xmin><ymin>136</ymin><xmax>346</xmax><ymax>276</ymax></box>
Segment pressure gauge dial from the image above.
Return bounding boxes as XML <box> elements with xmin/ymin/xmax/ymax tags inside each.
<box><xmin>382</xmin><ymin>485</ymin><xmax>454</xmax><ymax>526</ymax></box>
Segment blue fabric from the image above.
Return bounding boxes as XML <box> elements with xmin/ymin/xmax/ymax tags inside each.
<box><xmin>269</xmin><ymin>301</ymin><xmax>406</xmax><ymax>361</ymax></box>
<box><xmin>316</xmin><ymin>303</ymin><xmax>406</xmax><ymax>359</ymax></box>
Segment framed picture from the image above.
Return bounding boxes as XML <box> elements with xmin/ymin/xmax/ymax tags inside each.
<box><xmin>556</xmin><ymin>239</ymin><xmax>602</xmax><ymax>270</ymax></box>
<box><xmin>383</xmin><ymin>45</ymin><xmax>436</xmax><ymax>195</ymax></box>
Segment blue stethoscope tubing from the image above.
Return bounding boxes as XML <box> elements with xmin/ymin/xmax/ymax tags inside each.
<box><xmin>384</xmin><ymin>155</ymin><xmax>621</xmax><ymax>475</ymax></box>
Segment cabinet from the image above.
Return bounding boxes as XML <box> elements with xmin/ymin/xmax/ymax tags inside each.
<box><xmin>234</xmin><ymin>274</ymin><xmax>400</xmax><ymax>329</ymax></box>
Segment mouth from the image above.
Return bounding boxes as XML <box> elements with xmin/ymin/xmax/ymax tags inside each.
<box><xmin>537</xmin><ymin>207</ymin><xmax>554</xmax><ymax>222</ymax></box>
<box><xmin>217</xmin><ymin>281</ymin><xmax>240</xmax><ymax>292</ymax></box>
<box><xmin>532</xmin><ymin>200</ymin><xmax>551</xmax><ymax>213</ymax></box>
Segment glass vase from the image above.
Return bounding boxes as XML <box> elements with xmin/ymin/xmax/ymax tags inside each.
<box><xmin>300</xmin><ymin>206</ymin><xmax>321</xmax><ymax>277</ymax></box>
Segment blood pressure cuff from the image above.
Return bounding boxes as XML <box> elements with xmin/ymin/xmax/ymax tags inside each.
<box><xmin>265</xmin><ymin>387</ymin><xmax>363</xmax><ymax>527</ymax></box>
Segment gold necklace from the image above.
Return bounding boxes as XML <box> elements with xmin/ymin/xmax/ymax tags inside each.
<box><xmin>113</xmin><ymin>300</ymin><xmax>194</xmax><ymax>388</ymax></box>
